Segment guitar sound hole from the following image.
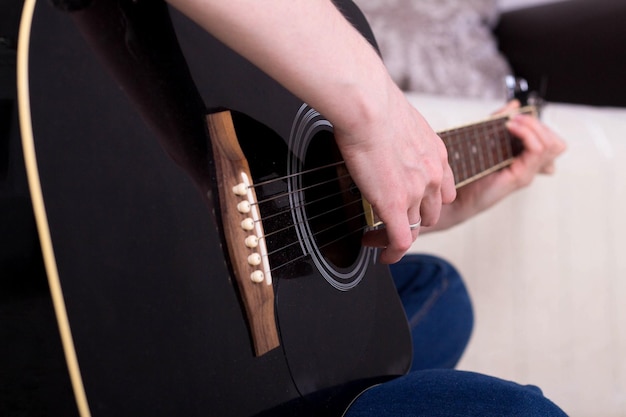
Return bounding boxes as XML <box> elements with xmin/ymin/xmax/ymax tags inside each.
<box><xmin>302</xmin><ymin>131</ymin><xmax>364</xmax><ymax>269</ymax></box>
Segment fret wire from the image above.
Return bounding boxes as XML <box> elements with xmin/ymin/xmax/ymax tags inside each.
<box><xmin>501</xmin><ymin>123</ymin><xmax>511</xmax><ymax>160</ymax></box>
<box><xmin>491</xmin><ymin>122</ymin><xmax>501</xmax><ymax>160</ymax></box>
<box><xmin>453</xmin><ymin>129</ymin><xmax>467</xmax><ymax>182</ymax></box>
<box><xmin>487</xmin><ymin>120</ymin><xmax>499</xmax><ymax>160</ymax></box>
<box><xmin>454</xmin><ymin>129</ymin><xmax>469</xmax><ymax>185</ymax></box>
<box><xmin>484</xmin><ymin>120</ymin><xmax>496</xmax><ymax>169</ymax></box>
<box><xmin>472</xmin><ymin>122</ymin><xmax>491</xmax><ymax>180</ymax></box>
<box><xmin>504</xmin><ymin>126</ymin><xmax>514</xmax><ymax>158</ymax></box>
<box><xmin>467</xmin><ymin>129</ymin><xmax>480</xmax><ymax>178</ymax></box>
<box><xmin>484</xmin><ymin>120</ymin><xmax>498</xmax><ymax>168</ymax></box>
<box><xmin>456</xmin><ymin>129</ymin><xmax>468</xmax><ymax>181</ymax></box>
<box><xmin>444</xmin><ymin>136</ymin><xmax>457</xmax><ymax>184</ymax></box>
<box><xmin>501</xmin><ymin>123</ymin><xmax>512</xmax><ymax>160</ymax></box>
<box><xmin>452</xmin><ymin>139</ymin><xmax>462</xmax><ymax>184</ymax></box>
<box><xmin>489</xmin><ymin>120</ymin><xmax>503</xmax><ymax>164</ymax></box>
<box><xmin>446</xmin><ymin>131</ymin><xmax>457</xmax><ymax>182</ymax></box>
<box><xmin>491</xmin><ymin>120</ymin><xmax>505</xmax><ymax>165</ymax></box>
<box><xmin>451</xmin><ymin>129</ymin><xmax>463</xmax><ymax>182</ymax></box>
<box><xmin>442</xmin><ymin>130</ymin><xmax>459</xmax><ymax>184</ymax></box>
<box><xmin>447</xmin><ymin>127</ymin><xmax>474</xmax><ymax>185</ymax></box>
<box><xmin>439</xmin><ymin>109</ymin><xmax>532</xmax><ymax>187</ymax></box>
<box><xmin>477</xmin><ymin>122</ymin><xmax>489</xmax><ymax>174</ymax></box>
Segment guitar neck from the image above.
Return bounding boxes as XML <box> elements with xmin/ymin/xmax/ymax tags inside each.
<box><xmin>440</xmin><ymin>106</ymin><xmax>536</xmax><ymax>188</ymax></box>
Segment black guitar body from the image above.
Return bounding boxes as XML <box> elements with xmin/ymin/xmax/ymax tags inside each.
<box><xmin>23</xmin><ymin>0</ymin><xmax>411</xmax><ymax>415</ymax></box>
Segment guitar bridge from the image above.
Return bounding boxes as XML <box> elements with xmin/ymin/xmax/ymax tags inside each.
<box><xmin>206</xmin><ymin>111</ymin><xmax>279</xmax><ymax>357</ymax></box>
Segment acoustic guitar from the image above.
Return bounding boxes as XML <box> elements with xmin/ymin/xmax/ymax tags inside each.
<box><xmin>16</xmin><ymin>0</ymin><xmax>532</xmax><ymax>415</ymax></box>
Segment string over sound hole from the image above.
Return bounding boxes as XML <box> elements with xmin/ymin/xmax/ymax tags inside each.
<box><xmin>302</xmin><ymin>131</ymin><xmax>364</xmax><ymax>269</ymax></box>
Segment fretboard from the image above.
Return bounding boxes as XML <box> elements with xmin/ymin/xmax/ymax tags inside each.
<box><xmin>439</xmin><ymin>106</ymin><xmax>536</xmax><ymax>188</ymax></box>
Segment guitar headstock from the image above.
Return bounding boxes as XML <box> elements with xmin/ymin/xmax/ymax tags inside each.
<box><xmin>505</xmin><ymin>75</ymin><xmax>545</xmax><ymax>116</ymax></box>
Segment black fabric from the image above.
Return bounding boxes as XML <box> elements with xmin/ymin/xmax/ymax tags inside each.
<box><xmin>495</xmin><ymin>0</ymin><xmax>626</xmax><ymax>107</ymax></box>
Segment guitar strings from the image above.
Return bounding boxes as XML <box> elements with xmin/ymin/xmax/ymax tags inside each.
<box><xmin>248</xmin><ymin>116</ymin><xmax>513</xmax><ymax>208</ymax></box>
<box><xmin>244</xmin><ymin>178</ymin><xmax>370</xmax><ymax>273</ymax></box>
<box><xmin>235</xmin><ymin>113</ymin><xmax>524</xmax><ymax>275</ymax></box>
<box><xmin>441</xmin><ymin>121</ymin><xmax>513</xmax><ymax>186</ymax></box>
<box><xmin>253</xmin><ymin>160</ymin><xmax>346</xmax><ymax>189</ymax></box>
<box><xmin>256</xmin><ymin>172</ymin><xmax>353</xmax><ymax>206</ymax></box>
<box><xmin>259</xmin><ymin>186</ymin><xmax>353</xmax><ymax>223</ymax></box>
<box><xmin>268</xmin><ymin>220</ymin><xmax>367</xmax><ymax>273</ymax></box>
<box><xmin>263</xmin><ymin>208</ymin><xmax>366</xmax><ymax>259</ymax></box>
<box><xmin>249</xmin><ymin>119</ymin><xmax>513</xmax><ymax>225</ymax></box>
<box><xmin>246</xmin><ymin>114</ymin><xmax>517</xmax><ymax>217</ymax></box>
<box><xmin>226</xmin><ymin>151</ymin><xmax>369</xmax><ymax>271</ymax></box>
<box><xmin>262</xmin><ymin>198</ymin><xmax>363</xmax><ymax>240</ymax></box>
<box><xmin>246</xmin><ymin>160</ymin><xmax>362</xmax><ymax>232</ymax></box>
<box><xmin>250</xmin><ymin>187</ymin><xmax>367</xmax><ymax>260</ymax></box>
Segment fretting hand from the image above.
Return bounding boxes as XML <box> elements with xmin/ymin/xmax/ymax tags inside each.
<box><xmin>424</xmin><ymin>100</ymin><xmax>567</xmax><ymax>233</ymax></box>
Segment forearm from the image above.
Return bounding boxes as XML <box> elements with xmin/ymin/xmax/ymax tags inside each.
<box><xmin>165</xmin><ymin>0</ymin><xmax>395</xmax><ymax>131</ymax></box>
<box><xmin>167</xmin><ymin>0</ymin><xmax>456</xmax><ymax>263</ymax></box>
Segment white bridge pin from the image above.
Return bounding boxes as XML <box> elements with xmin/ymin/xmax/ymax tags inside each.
<box><xmin>247</xmin><ymin>253</ymin><xmax>262</xmax><ymax>266</ymax></box>
<box><xmin>250</xmin><ymin>270</ymin><xmax>265</xmax><ymax>283</ymax></box>
<box><xmin>241</xmin><ymin>218</ymin><xmax>255</xmax><ymax>231</ymax></box>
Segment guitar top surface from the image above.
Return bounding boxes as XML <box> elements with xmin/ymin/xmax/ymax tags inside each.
<box><xmin>20</xmin><ymin>0</ymin><xmax>412</xmax><ymax>415</ymax></box>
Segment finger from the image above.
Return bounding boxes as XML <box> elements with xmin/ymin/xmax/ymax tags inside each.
<box><xmin>362</xmin><ymin>227</ymin><xmax>389</xmax><ymax>248</ymax></box>
<box><xmin>440</xmin><ymin>156</ymin><xmax>457</xmax><ymax>204</ymax></box>
<box><xmin>424</xmin><ymin>141</ymin><xmax>455</xmax><ymax>222</ymax></box>
<box><xmin>492</xmin><ymin>99</ymin><xmax>521</xmax><ymax>116</ymax></box>
<box><xmin>410</xmin><ymin>223</ymin><xmax>422</xmax><ymax>242</ymax></box>
<box><xmin>362</xmin><ymin>217</ymin><xmax>422</xmax><ymax>247</ymax></box>
<box><xmin>378</xmin><ymin>216</ymin><xmax>414</xmax><ymax>264</ymax></box>
<box><xmin>509</xmin><ymin>114</ymin><xmax>566</xmax><ymax>157</ymax></box>
<box><xmin>418</xmin><ymin>188</ymin><xmax>442</xmax><ymax>227</ymax></box>
<box><xmin>506</xmin><ymin>114</ymin><xmax>544</xmax><ymax>153</ymax></box>
<box><xmin>537</xmin><ymin>123</ymin><xmax>567</xmax><ymax>156</ymax></box>
<box><xmin>408</xmin><ymin>203</ymin><xmax>423</xmax><ymax>230</ymax></box>
<box><xmin>540</xmin><ymin>162</ymin><xmax>556</xmax><ymax>175</ymax></box>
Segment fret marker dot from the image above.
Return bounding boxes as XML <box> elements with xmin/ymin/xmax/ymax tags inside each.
<box><xmin>454</xmin><ymin>151</ymin><xmax>460</xmax><ymax>160</ymax></box>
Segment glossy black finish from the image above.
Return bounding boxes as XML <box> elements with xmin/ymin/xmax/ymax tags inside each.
<box><xmin>25</xmin><ymin>0</ymin><xmax>411</xmax><ymax>415</ymax></box>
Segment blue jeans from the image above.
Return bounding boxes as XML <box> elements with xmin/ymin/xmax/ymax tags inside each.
<box><xmin>345</xmin><ymin>254</ymin><xmax>568</xmax><ymax>417</ymax></box>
